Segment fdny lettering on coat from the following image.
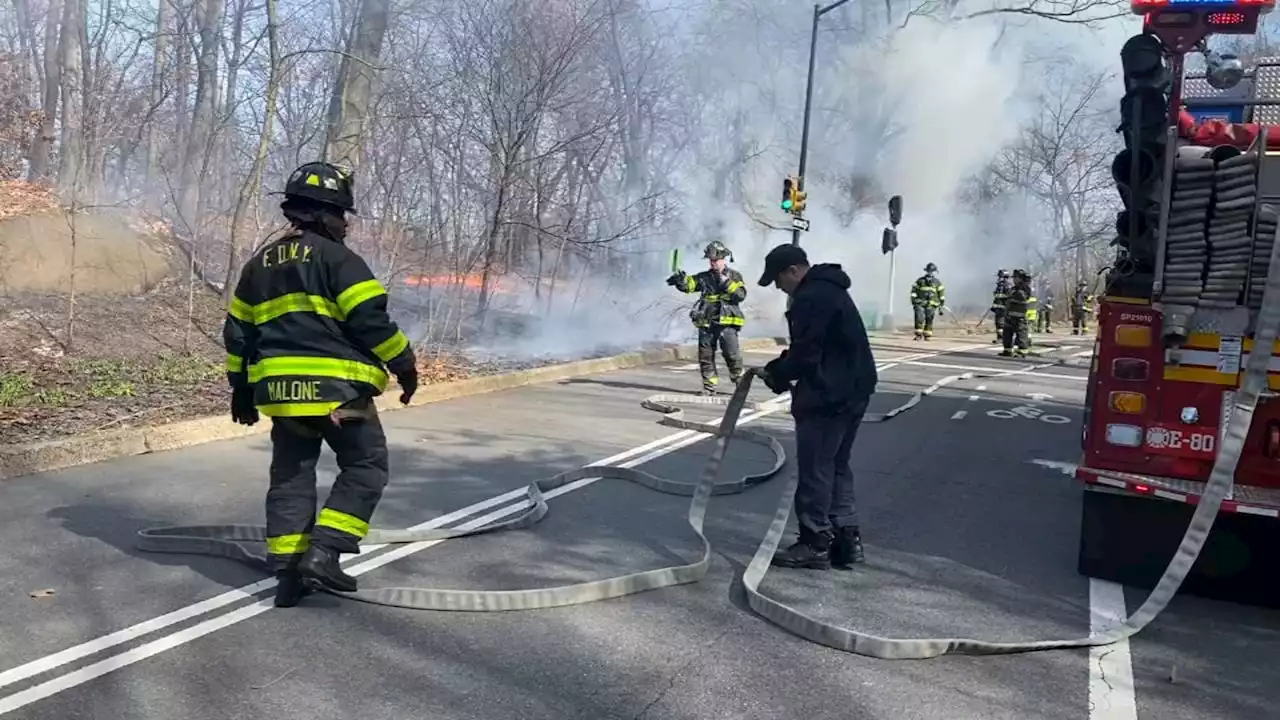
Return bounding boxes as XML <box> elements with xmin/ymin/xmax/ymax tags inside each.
<box><xmin>262</xmin><ymin>241</ymin><xmax>313</xmax><ymax>269</ymax></box>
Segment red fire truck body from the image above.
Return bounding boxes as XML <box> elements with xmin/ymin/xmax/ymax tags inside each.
<box><xmin>1075</xmin><ymin>0</ymin><xmax>1280</xmax><ymax>606</ymax></box>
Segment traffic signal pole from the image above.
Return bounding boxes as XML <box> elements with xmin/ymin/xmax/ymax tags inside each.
<box><xmin>791</xmin><ymin>0</ymin><xmax>854</xmax><ymax>246</ymax></box>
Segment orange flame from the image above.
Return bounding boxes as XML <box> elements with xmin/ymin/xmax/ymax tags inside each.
<box><xmin>403</xmin><ymin>274</ymin><xmax>516</xmax><ymax>294</ymax></box>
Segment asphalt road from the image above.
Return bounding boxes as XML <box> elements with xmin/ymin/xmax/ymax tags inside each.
<box><xmin>0</xmin><ymin>334</ymin><xmax>1276</xmax><ymax>719</ymax></box>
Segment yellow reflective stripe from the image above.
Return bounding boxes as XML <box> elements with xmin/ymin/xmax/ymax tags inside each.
<box><xmin>682</xmin><ymin>275</ymin><xmax>697</xmax><ymax>292</ymax></box>
<box><xmin>717</xmin><ymin>316</ymin><xmax>745</xmax><ymax>326</ymax></box>
<box><xmin>372</xmin><ymin>330</ymin><xmax>410</xmax><ymax>362</ymax></box>
<box><xmin>704</xmin><ymin>294</ymin><xmax>722</xmax><ymax>301</ymax></box>
<box><xmin>253</xmin><ymin>293</ymin><xmax>343</xmax><ymax>325</ymax></box>
<box><xmin>267</xmin><ymin>533</ymin><xmax>309</xmax><ymax>555</ymax></box>
<box><xmin>726</xmin><ymin>280</ymin><xmax>743</xmax><ymax>293</ymax></box>
<box><xmin>247</xmin><ymin>356</ymin><xmax>389</xmax><ymax>390</ymax></box>
<box><xmin>317</xmin><ymin>507</ymin><xmax>370</xmax><ymax>539</ymax></box>
<box><xmin>336</xmin><ymin>279</ymin><xmax>387</xmax><ymax>316</ymax></box>
<box><xmin>259</xmin><ymin>401</ymin><xmax>346</xmax><ymax>417</ymax></box>
<box><xmin>226</xmin><ymin>354</ymin><xmax>244</xmax><ymax>373</ymax></box>
<box><xmin>228</xmin><ymin>296</ymin><xmax>254</xmax><ymax>323</ymax></box>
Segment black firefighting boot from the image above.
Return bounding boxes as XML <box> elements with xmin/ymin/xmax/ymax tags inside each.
<box><xmin>771</xmin><ymin>529</ymin><xmax>833</xmax><ymax>569</ymax></box>
<box><xmin>831</xmin><ymin>527</ymin><xmax>865</xmax><ymax>570</ymax></box>
<box><xmin>999</xmin><ymin>349</ymin><xmax>1013</xmax><ymax>357</ymax></box>
<box><xmin>298</xmin><ymin>545</ymin><xmax>358</xmax><ymax>592</ymax></box>
<box><xmin>274</xmin><ymin>568</ymin><xmax>314</xmax><ymax>608</ymax></box>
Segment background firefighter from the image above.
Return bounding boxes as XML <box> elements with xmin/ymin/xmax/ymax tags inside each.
<box><xmin>989</xmin><ymin>269</ymin><xmax>1010</xmax><ymax>344</ymax></box>
<box><xmin>1038</xmin><ymin>282</ymin><xmax>1055</xmax><ymax>333</ymax></box>
<box><xmin>909</xmin><ymin>262</ymin><xmax>945</xmax><ymax>340</ymax></box>
<box><xmin>1000</xmin><ymin>269</ymin><xmax>1033</xmax><ymax>357</ymax></box>
<box><xmin>1071</xmin><ymin>281</ymin><xmax>1094</xmax><ymax>335</ymax></box>
<box><xmin>222</xmin><ymin>161</ymin><xmax>420</xmax><ymax>608</ymax></box>
<box><xmin>666</xmin><ymin>240</ymin><xmax>747</xmax><ymax>394</ymax></box>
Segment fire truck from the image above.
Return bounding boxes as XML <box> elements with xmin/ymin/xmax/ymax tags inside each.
<box><xmin>1076</xmin><ymin>0</ymin><xmax>1280</xmax><ymax>607</ymax></box>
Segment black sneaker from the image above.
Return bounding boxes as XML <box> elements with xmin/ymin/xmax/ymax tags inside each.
<box><xmin>274</xmin><ymin>569</ymin><xmax>314</xmax><ymax>608</ymax></box>
<box><xmin>771</xmin><ymin>531</ymin><xmax>833</xmax><ymax>569</ymax></box>
<box><xmin>298</xmin><ymin>545</ymin><xmax>358</xmax><ymax>592</ymax></box>
<box><xmin>831</xmin><ymin>528</ymin><xmax>865</xmax><ymax>570</ymax></box>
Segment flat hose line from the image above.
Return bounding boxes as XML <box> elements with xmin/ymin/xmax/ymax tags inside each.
<box><xmin>136</xmin><ymin>255</ymin><xmax>1280</xmax><ymax>659</ymax></box>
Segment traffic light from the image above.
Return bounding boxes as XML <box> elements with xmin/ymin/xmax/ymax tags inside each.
<box><xmin>781</xmin><ymin>176</ymin><xmax>796</xmax><ymax>212</ymax></box>
<box><xmin>792</xmin><ymin>186</ymin><xmax>807</xmax><ymax>215</ymax></box>
<box><xmin>881</xmin><ymin>227</ymin><xmax>898</xmax><ymax>255</ymax></box>
<box><xmin>1112</xmin><ymin>32</ymin><xmax>1170</xmax><ymax>273</ymax></box>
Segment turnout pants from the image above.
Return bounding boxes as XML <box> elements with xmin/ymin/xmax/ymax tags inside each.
<box><xmin>1071</xmin><ymin>308</ymin><xmax>1089</xmax><ymax>335</ymax></box>
<box><xmin>1002</xmin><ymin>314</ymin><xmax>1030</xmax><ymax>355</ymax></box>
<box><xmin>697</xmin><ymin>325</ymin><xmax>743</xmax><ymax>391</ymax></box>
<box><xmin>793</xmin><ymin>400</ymin><xmax>869</xmax><ymax>536</ymax></box>
<box><xmin>265</xmin><ymin>399</ymin><xmax>390</xmax><ymax>571</ymax></box>
<box><xmin>912</xmin><ymin>305</ymin><xmax>936</xmax><ymax>338</ymax></box>
<box><xmin>991</xmin><ymin>307</ymin><xmax>1006</xmax><ymax>341</ymax></box>
<box><xmin>1038</xmin><ymin>309</ymin><xmax>1053</xmax><ymax>333</ymax></box>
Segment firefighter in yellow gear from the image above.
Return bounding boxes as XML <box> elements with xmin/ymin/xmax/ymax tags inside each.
<box><xmin>1072</xmin><ymin>281</ymin><xmax>1095</xmax><ymax>335</ymax></box>
<box><xmin>223</xmin><ymin>161</ymin><xmax>419</xmax><ymax>608</ymax></box>
<box><xmin>666</xmin><ymin>240</ymin><xmax>747</xmax><ymax>394</ymax></box>
<box><xmin>910</xmin><ymin>262</ymin><xmax>945</xmax><ymax>340</ymax></box>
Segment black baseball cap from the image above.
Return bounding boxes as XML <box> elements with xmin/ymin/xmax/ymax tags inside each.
<box><xmin>757</xmin><ymin>243</ymin><xmax>808</xmax><ymax>286</ymax></box>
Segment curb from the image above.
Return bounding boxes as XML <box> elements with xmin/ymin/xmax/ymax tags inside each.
<box><xmin>0</xmin><ymin>337</ymin><xmax>789</xmax><ymax>482</ymax></box>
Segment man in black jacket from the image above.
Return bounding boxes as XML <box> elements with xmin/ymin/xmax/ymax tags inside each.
<box><xmin>756</xmin><ymin>244</ymin><xmax>878</xmax><ymax>570</ymax></box>
<box><xmin>223</xmin><ymin>161</ymin><xmax>419</xmax><ymax>607</ymax></box>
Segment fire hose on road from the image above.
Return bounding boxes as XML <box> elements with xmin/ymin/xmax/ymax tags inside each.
<box><xmin>136</xmin><ymin>239</ymin><xmax>1280</xmax><ymax>659</ymax></box>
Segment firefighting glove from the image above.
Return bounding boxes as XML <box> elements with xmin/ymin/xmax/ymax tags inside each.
<box><xmin>666</xmin><ymin>271</ymin><xmax>687</xmax><ymax>288</ymax></box>
<box><xmin>761</xmin><ymin>357</ymin><xmax>790</xmax><ymax>395</ymax></box>
<box><xmin>230</xmin><ymin>386</ymin><xmax>258</xmax><ymax>426</ymax></box>
<box><xmin>388</xmin><ymin>356</ymin><xmax>418</xmax><ymax>405</ymax></box>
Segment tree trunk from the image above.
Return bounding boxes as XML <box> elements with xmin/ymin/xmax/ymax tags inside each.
<box><xmin>323</xmin><ymin>0</ymin><xmax>389</xmax><ymax>170</ymax></box>
<box><xmin>27</xmin><ymin>0</ymin><xmax>61</xmax><ymax>181</ymax></box>
<box><xmin>145</xmin><ymin>0</ymin><xmax>170</xmax><ymax>184</ymax></box>
<box><xmin>178</xmin><ymin>0</ymin><xmax>225</xmax><ymax>227</ymax></box>
<box><xmin>224</xmin><ymin>0</ymin><xmax>280</xmax><ymax>299</ymax></box>
<box><xmin>55</xmin><ymin>0</ymin><xmax>83</xmax><ymax>194</ymax></box>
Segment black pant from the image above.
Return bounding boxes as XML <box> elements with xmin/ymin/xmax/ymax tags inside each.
<box><xmin>793</xmin><ymin>400</ymin><xmax>869</xmax><ymax>536</ymax></box>
<box><xmin>1071</xmin><ymin>308</ymin><xmax>1089</xmax><ymax>334</ymax></box>
<box><xmin>1002</xmin><ymin>314</ymin><xmax>1029</xmax><ymax>353</ymax></box>
<box><xmin>912</xmin><ymin>305</ymin><xmax>936</xmax><ymax>336</ymax></box>
<box><xmin>697</xmin><ymin>325</ymin><xmax>743</xmax><ymax>391</ymax></box>
<box><xmin>1038</xmin><ymin>308</ymin><xmax>1053</xmax><ymax>332</ymax></box>
<box><xmin>266</xmin><ymin>400</ymin><xmax>390</xmax><ymax>570</ymax></box>
<box><xmin>992</xmin><ymin>307</ymin><xmax>1006</xmax><ymax>339</ymax></box>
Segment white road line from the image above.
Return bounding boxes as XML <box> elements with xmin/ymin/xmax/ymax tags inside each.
<box><xmin>1088</xmin><ymin>579</ymin><xmax>1138</xmax><ymax>720</ymax></box>
<box><xmin>0</xmin><ymin>346</ymin><xmax>958</xmax><ymax>713</ymax></box>
<box><xmin>0</xmin><ymin>419</ymin><xmax>738</xmax><ymax>694</ymax></box>
<box><xmin>0</xmin><ymin>405</ymin><xmax>790</xmax><ymax>715</ymax></box>
<box><xmin>906</xmin><ymin>360</ymin><xmax>1087</xmax><ymax>381</ymax></box>
<box><xmin>951</xmin><ymin>410</ymin><xmax>967</xmax><ymax>420</ymax></box>
<box><xmin>968</xmin><ymin>395</ymin><xmax>978</xmax><ymax>402</ymax></box>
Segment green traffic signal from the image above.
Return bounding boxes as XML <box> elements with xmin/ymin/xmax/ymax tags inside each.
<box><xmin>781</xmin><ymin>199</ymin><xmax>793</xmax><ymax>210</ymax></box>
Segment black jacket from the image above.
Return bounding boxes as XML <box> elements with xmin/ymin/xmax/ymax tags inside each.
<box><xmin>769</xmin><ymin>263</ymin><xmax>878</xmax><ymax>419</ymax></box>
<box><xmin>222</xmin><ymin>228</ymin><xmax>415</xmax><ymax>417</ymax></box>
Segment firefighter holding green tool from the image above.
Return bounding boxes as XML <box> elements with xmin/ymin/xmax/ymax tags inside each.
<box><xmin>666</xmin><ymin>240</ymin><xmax>747</xmax><ymax>394</ymax></box>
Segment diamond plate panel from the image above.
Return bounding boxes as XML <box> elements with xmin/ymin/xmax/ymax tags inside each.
<box><xmin>1252</xmin><ymin>59</ymin><xmax>1280</xmax><ymax>126</ymax></box>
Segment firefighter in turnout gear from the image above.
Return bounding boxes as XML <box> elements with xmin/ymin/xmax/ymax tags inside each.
<box><xmin>1071</xmin><ymin>281</ymin><xmax>1095</xmax><ymax>335</ymax></box>
<box><xmin>1000</xmin><ymin>269</ymin><xmax>1033</xmax><ymax>357</ymax></box>
<box><xmin>222</xmin><ymin>161</ymin><xmax>420</xmax><ymax>608</ymax></box>
<box><xmin>1025</xmin><ymin>284</ymin><xmax>1039</xmax><ymax>338</ymax></box>
<box><xmin>910</xmin><ymin>263</ymin><xmax>945</xmax><ymax>340</ymax></box>
<box><xmin>990</xmin><ymin>269</ymin><xmax>1010</xmax><ymax>344</ymax></box>
<box><xmin>666</xmin><ymin>240</ymin><xmax>746</xmax><ymax>394</ymax></box>
<box><xmin>1038</xmin><ymin>282</ymin><xmax>1055</xmax><ymax>333</ymax></box>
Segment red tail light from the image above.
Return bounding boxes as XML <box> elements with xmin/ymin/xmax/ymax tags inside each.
<box><xmin>1113</xmin><ymin>358</ymin><xmax>1150</xmax><ymax>380</ymax></box>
